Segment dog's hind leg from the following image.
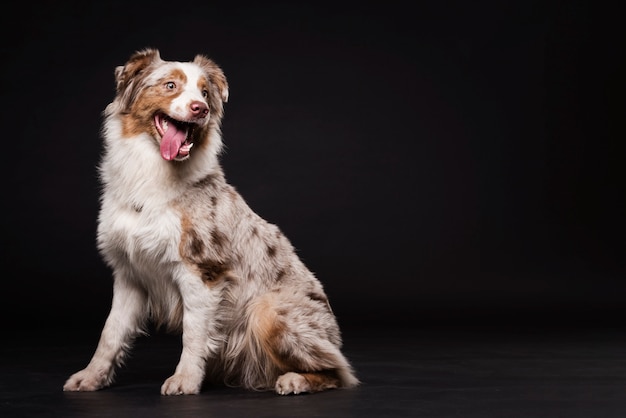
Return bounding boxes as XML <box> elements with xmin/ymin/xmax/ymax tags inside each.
<box><xmin>246</xmin><ymin>292</ymin><xmax>359</xmax><ymax>395</ymax></box>
<box><xmin>63</xmin><ymin>273</ymin><xmax>147</xmax><ymax>391</ymax></box>
<box><xmin>272</xmin><ymin>342</ymin><xmax>359</xmax><ymax>395</ymax></box>
<box><xmin>275</xmin><ymin>370</ymin><xmax>341</xmax><ymax>395</ymax></box>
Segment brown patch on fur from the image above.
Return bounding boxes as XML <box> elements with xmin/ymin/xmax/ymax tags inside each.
<box><xmin>211</xmin><ymin>229</ymin><xmax>228</xmax><ymax>250</ymax></box>
<box><xmin>179</xmin><ymin>213</ymin><xmax>231</xmax><ymax>287</ymax></box>
<box><xmin>300</xmin><ymin>370</ymin><xmax>340</xmax><ymax>392</ymax></box>
<box><xmin>180</xmin><ymin>214</ymin><xmax>204</xmax><ymax>258</ymax></box>
<box><xmin>168</xmin><ymin>68</ymin><xmax>188</xmax><ymax>85</ymax></box>
<box><xmin>249</xmin><ymin>296</ymin><xmax>290</xmax><ymax>370</ymax></box>
<box><xmin>266</xmin><ymin>245</ymin><xmax>277</xmax><ymax>258</ymax></box>
<box><xmin>198</xmin><ymin>260</ymin><xmax>229</xmax><ymax>284</ymax></box>
<box><xmin>274</xmin><ymin>269</ymin><xmax>286</xmax><ymax>282</ymax></box>
<box><xmin>179</xmin><ymin>213</ymin><xmax>204</xmax><ymax>258</ymax></box>
<box><xmin>188</xmin><ymin>230</ymin><xmax>205</xmax><ymax>257</ymax></box>
<box><xmin>254</xmin><ymin>298</ymin><xmax>282</xmax><ymax>338</ymax></box>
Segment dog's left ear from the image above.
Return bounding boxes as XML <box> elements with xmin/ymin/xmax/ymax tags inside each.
<box><xmin>193</xmin><ymin>54</ymin><xmax>229</xmax><ymax>104</ymax></box>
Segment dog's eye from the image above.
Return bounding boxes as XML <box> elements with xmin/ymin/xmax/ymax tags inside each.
<box><xmin>165</xmin><ymin>82</ymin><xmax>176</xmax><ymax>90</ymax></box>
<box><xmin>202</xmin><ymin>90</ymin><xmax>209</xmax><ymax>98</ymax></box>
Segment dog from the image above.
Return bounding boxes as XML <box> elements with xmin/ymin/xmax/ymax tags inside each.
<box><xmin>63</xmin><ymin>48</ymin><xmax>359</xmax><ymax>396</ymax></box>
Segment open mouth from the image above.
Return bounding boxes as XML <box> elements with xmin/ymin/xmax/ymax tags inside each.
<box><xmin>154</xmin><ymin>113</ymin><xmax>195</xmax><ymax>161</ymax></box>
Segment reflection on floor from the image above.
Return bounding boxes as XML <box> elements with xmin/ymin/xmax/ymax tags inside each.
<box><xmin>1</xmin><ymin>326</ymin><xmax>625</xmax><ymax>417</ymax></box>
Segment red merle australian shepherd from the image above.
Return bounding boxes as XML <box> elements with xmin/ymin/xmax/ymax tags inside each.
<box><xmin>63</xmin><ymin>48</ymin><xmax>359</xmax><ymax>396</ymax></box>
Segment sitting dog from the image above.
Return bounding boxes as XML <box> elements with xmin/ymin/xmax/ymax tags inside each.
<box><xmin>63</xmin><ymin>48</ymin><xmax>359</xmax><ymax>395</ymax></box>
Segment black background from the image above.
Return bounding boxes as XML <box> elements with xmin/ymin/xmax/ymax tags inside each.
<box><xmin>1</xmin><ymin>0</ymin><xmax>622</xmax><ymax>335</ymax></box>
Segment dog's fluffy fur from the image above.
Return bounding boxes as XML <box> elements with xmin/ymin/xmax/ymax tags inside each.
<box><xmin>63</xmin><ymin>48</ymin><xmax>358</xmax><ymax>396</ymax></box>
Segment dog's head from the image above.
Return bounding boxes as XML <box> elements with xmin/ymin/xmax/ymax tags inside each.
<box><xmin>111</xmin><ymin>48</ymin><xmax>229</xmax><ymax>161</ymax></box>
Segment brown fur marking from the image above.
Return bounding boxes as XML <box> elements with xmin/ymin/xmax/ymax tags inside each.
<box><xmin>179</xmin><ymin>214</ymin><xmax>205</xmax><ymax>258</ymax></box>
<box><xmin>198</xmin><ymin>260</ymin><xmax>229</xmax><ymax>284</ymax></box>
<box><xmin>250</xmin><ymin>296</ymin><xmax>290</xmax><ymax>371</ymax></box>
<box><xmin>274</xmin><ymin>269</ymin><xmax>286</xmax><ymax>282</ymax></box>
<box><xmin>300</xmin><ymin>370</ymin><xmax>340</xmax><ymax>392</ymax></box>
<box><xmin>211</xmin><ymin>229</ymin><xmax>228</xmax><ymax>250</ymax></box>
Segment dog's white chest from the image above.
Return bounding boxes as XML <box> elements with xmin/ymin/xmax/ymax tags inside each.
<box><xmin>97</xmin><ymin>201</ymin><xmax>183</xmax><ymax>278</ymax></box>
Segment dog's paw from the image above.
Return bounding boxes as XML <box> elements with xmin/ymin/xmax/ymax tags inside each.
<box><xmin>161</xmin><ymin>373</ymin><xmax>202</xmax><ymax>395</ymax></box>
<box><xmin>275</xmin><ymin>372</ymin><xmax>311</xmax><ymax>395</ymax></box>
<box><xmin>63</xmin><ymin>368</ymin><xmax>109</xmax><ymax>392</ymax></box>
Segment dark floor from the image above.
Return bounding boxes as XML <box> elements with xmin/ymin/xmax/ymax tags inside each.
<box><xmin>1</xmin><ymin>326</ymin><xmax>625</xmax><ymax>417</ymax></box>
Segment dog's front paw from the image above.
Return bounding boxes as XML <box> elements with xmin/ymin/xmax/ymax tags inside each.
<box><xmin>63</xmin><ymin>368</ymin><xmax>110</xmax><ymax>392</ymax></box>
<box><xmin>161</xmin><ymin>373</ymin><xmax>202</xmax><ymax>395</ymax></box>
<box><xmin>275</xmin><ymin>372</ymin><xmax>311</xmax><ymax>395</ymax></box>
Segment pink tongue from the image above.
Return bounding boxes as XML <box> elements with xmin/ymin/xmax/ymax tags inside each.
<box><xmin>160</xmin><ymin>122</ymin><xmax>187</xmax><ymax>161</ymax></box>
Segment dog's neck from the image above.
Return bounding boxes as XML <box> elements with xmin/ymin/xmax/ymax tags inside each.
<box><xmin>99</xmin><ymin>115</ymin><xmax>225</xmax><ymax>208</ymax></box>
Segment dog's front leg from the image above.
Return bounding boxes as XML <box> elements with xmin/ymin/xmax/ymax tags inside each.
<box><xmin>161</xmin><ymin>271</ymin><xmax>219</xmax><ymax>395</ymax></box>
<box><xmin>63</xmin><ymin>273</ymin><xmax>147</xmax><ymax>392</ymax></box>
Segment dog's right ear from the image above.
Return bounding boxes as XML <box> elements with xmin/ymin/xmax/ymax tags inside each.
<box><xmin>114</xmin><ymin>48</ymin><xmax>162</xmax><ymax>111</ymax></box>
<box><xmin>115</xmin><ymin>48</ymin><xmax>161</xmax><ymax>91</ymax></box>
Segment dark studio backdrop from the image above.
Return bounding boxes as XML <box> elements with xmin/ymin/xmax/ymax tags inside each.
<box><xmin>0</xmin><ymin>1</ymin><xmax>622</xmax><ymax>337</ymax></box>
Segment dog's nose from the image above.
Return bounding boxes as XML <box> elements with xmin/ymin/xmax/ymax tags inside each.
<box><xmin>190</xmin><ymin>101</ymin><xmax>209</xmax><ymax>117</ymax></box>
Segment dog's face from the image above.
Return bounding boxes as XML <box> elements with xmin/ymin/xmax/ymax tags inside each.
<box><xmin>112</xmin><ymin>49</ymin><xmax>229</xmax><ymax>161</ymax></box>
